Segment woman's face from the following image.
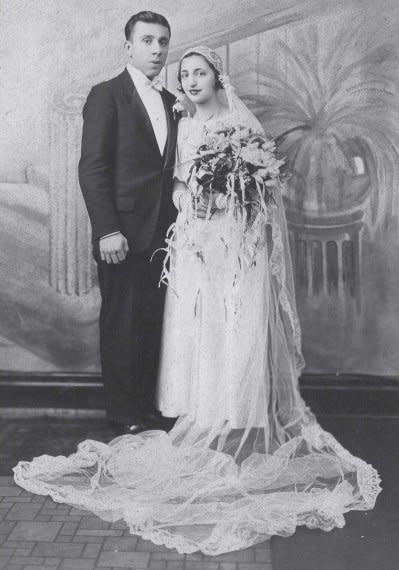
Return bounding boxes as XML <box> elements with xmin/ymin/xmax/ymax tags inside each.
<box><xmin>180</xmin><ymin>54</ymin><xmax>218</xmax><ymax>105</ymax></box>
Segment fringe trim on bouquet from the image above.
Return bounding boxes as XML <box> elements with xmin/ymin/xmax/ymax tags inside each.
<box><xmin>153</xmin><ymin>164</ymin><xmax>304</xmax><ymax>374</ymax></box>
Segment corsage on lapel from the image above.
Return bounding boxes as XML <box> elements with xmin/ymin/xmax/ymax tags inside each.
<box><xmin>172</xmin><ymin>95</ymin><xmax>187</xmax><ymax>119</ymax></box>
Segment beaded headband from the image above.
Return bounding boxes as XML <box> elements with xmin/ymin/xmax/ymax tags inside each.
<box><xmin>179</xmin><ymin>45</ymin><xmax>224</xmax><ymax>75</ymax></box>
<box><xmin>178</xmin><ymin>45</ymin><xmax>231</xmax><ymax>89</ymax></box>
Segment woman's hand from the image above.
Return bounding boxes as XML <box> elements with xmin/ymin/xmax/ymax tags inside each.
<box><xmin>195</xmin><ymin>193</ymin><xmax>213</xmax><ymax>218</ymax></box>
<box><xmin>195</xmin><ymin>192</ymin><xmax>227</xmax><ymax>218</ymax></box>
<box><xmin>173</xmin><ymin>183</ymin><xmax>228</xmax><ymax>218</ymax></box>
<box><xmin>173</xmin><ymin>182</ymin><xmax>191</xmax><ymax>213</ymax></box>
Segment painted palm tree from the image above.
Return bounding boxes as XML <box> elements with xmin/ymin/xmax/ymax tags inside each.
<box><xmin>244</xmin><ymin>21</ymin><xmax>399</xmax><ymax>229</ymax></box>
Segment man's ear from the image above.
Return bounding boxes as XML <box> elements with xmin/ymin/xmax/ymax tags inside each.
<box><xmin>124</xmin><ymin>40</ymin><xmax>133</xmax><ymax>57</ymax></box>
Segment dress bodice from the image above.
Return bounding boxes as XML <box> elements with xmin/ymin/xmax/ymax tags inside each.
<box><xmin>174</xmin><ymin>113</ymin><xmax>234</xmax><ymax>184</ymax></box>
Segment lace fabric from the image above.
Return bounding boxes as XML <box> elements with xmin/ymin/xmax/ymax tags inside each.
<box><xmin>14</xmin><ymin>417</ymin><xmax>381</xmax><ymax>555</ymax></box>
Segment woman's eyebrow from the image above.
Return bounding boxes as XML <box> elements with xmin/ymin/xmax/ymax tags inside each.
<box><xmin>181</xmin><ymin>67</ymin><xmax>206</xmax><ymax>73</ymax></box>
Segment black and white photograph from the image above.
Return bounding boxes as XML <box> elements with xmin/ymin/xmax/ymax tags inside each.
<box><xmin>0</xmin><ymin>1</ymin><xmax>398</xmax><ymax>568</ymax></box>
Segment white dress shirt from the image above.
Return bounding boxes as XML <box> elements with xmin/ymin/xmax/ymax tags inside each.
<box><xmin>127</xmin><ymin>63</ymin><xmax>168</xmax><ymax>154</ymax></box>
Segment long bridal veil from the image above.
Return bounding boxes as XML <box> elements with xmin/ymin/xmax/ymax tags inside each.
<box><xmin>13</xmin><ymin>48</ymin><xmax>381</xmax><ymax>556</ymax></box>
<box><xmin>13</xmin><ymin>180</ymin><xmax>381</xmax><ymax>555</ymax></box>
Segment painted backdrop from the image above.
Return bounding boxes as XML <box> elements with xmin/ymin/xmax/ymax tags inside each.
<box><xmin>1</xmin><ymin>0</ymin><xmax>398</xmax><ymax>374</ymax></box>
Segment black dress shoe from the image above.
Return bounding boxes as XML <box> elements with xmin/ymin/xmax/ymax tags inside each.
<box><xmin>144</xmin><ymin>412</ymin><xmax>177</xmax><ymax>432</ymax></box>
<box><xmin>145</xmin><ymin>410</ymin><xmax>165</xmax><ymax>425</ymax></box>
<box><xmin>108</xmin><ymin>420</ymin><xmax>147</xmax><ymax>436</ymax></box>
<box><xmin>126</xmin><ymin>422</ymin><xmax>149</xmax><ymax>435</ymax></box>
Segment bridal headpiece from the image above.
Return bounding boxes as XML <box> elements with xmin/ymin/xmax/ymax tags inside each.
<box><xmin>179</xmin><ymin>46</ymin><xmax>232</xmax><ymax>88</ymax></box>
<box><xmin>180</xmin><ymin>45</ymin><xmax>224</xmax><ymax>76</ymax></box>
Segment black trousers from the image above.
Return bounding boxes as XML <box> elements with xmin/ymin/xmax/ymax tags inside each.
<box><xmin>96</xmin><ymin>246</ymin><xmax>166</xmax><ymax>424</ymax></box>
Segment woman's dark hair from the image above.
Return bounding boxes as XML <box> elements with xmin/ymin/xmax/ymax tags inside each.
<box><xmin>125</xmin><ymin>11</ymin><xmax>171</xmax><ymax>40</ymax></box>
<box><xmin>177</xmin><ymin>52</ymin><xmax>224</xmax><ymax>92</ymax></box>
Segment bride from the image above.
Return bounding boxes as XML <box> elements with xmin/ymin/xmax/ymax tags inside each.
<box><xmin>13</xmin><ymin>46</ymin><xmax>381</xmax><ymax>556</ymax></box>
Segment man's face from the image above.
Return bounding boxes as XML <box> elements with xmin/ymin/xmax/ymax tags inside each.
<box><xmin>125</xmin><ymin>21</ymin><xmax>170</xmax><ymax>79</ymax></box>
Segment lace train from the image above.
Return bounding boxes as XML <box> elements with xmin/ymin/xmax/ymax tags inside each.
<box><xmin>13</xmin><ymin>414</ymin><xmax>381</xmax><ymax>555</ymax></box>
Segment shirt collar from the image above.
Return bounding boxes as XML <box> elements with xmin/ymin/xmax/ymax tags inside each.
<box><xmin>127</xmin><ymin>63</ymin><xmax>163</xmax><ymax>92</ymax></box>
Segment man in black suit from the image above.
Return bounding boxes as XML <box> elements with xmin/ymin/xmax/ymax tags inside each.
<box><xmin>78</xmin><ymin>11</ymin><xmax>178</xmax><ymax>434</ymax></box>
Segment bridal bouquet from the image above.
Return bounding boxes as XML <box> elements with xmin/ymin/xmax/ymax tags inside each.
<box><xmin>187</xmin><ymin>124</ymin><xmax>285</xmax><ymax>223</ymax></box>
<box><xmin>158</xmin><ymin>123</ymin><xmax>286</xmax><ymax>288</ymax></box>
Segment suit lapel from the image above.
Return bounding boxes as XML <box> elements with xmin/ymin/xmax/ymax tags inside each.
<box><xmin>120</xmin><ymin>69</ymin><xmax>162</xmax><ymax>160</ymax></box>
<box><xmin>161</xmin><ymin>91</ymin><xmax>178</xmax><ymax>172</ymax></box>
<box><xmin>120</xmin><ymin>69</ymin><xmax>177</xmax><ymax>169</ymax></box>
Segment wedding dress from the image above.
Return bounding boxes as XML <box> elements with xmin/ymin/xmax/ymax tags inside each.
<box><xmin>13</xmin><ymin>48</ymin><xmax>381</xmax><ymax>556</ymax></box>
<box><xmin>157</xmin><ymin>114</ymin><xmax>305</xmax><ymax>429</ymax></box>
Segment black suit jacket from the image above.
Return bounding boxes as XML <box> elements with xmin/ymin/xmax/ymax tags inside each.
<box><xmin>78</xmin><ymin>68</ymin><xmax>178</xmax><ymax>251</ymax></box>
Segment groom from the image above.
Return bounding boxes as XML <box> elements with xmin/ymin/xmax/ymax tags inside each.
<box><xmin>79</xmin><ymin>11</ymin><xmax>178</xmax><ymax>434</ymax></box>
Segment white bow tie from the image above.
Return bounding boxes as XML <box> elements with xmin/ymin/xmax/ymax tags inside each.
<box><xmin>145</xmin><ymin>77</ymin><xmax>163</xmax><ymax>92</ymax></box>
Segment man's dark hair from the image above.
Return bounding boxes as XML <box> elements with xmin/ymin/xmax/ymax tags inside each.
<box><xmin>125</xmin><ymin>11</ymin><xmax>171</xmax><ymax>40</ymax></box>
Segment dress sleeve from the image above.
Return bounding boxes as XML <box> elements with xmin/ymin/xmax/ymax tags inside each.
<box><xmin>173</xmin><ymin>119</ymin><xmax>190</xmax><ymax>183</ymax></box>
<box><xmin>173</xmin><ymin>143</ymin><xmax>186</xmax><ymax>183</ymax></box>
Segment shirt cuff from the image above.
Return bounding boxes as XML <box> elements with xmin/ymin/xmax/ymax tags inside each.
<box><xmin>99</xmin><ymin>231</ymin><xmax>121</xmax><ymax>240</ymax></box>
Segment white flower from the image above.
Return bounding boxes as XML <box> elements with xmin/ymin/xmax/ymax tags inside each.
<box><xmin>241</xmin><ymin>143</ymin><xmax>269</xmax><ymax>166</ymax></box>
<box><xmin>172</xmin><ymin>100</ymin><xmax>185</xmax><ymax>116</ymax></box>
<box><xmin>239</xmin><ymin>127</ymin><xmax>252</xmax><ymax>139</ymax></box>
<box><xmin>261</xmin><ymin>139</ymin><xmax>276</xmax><ymax>152</ymax></box>
<box><xmin>173</xmin><ymin>93</ymin><xmax>189</xmax><ymax>117</ymax></box>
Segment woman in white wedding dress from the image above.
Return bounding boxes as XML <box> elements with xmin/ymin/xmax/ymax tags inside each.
<box><xmin>13</xmin><ymin>46</ymin><xmax>381</xmax><ymax>556</ymax></box>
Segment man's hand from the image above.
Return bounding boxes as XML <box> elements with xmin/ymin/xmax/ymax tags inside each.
<box><xmin>99</xmin><ymin>232</ymin><xmax>129</xmax><ymax>264</ymax></box>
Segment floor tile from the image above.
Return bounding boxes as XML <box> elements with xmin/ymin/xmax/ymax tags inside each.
<box><xmin>8</xmin><ymin>521</ymin><xmax>62</xmax><ymax>541</ymax></box>
<box><xmin>103</xmin><ymin>537</ymin><xmax>138</xmax><ymax>551</ymax></box>
<box><xmin>6</xmin><ymin>503</ymin><xmax>41</xmax><ymax>521</ymax></box>
<box><xmin>32</xmin><ymin>543</ymin><xmax>84</xmax><ymax>558</ymax></box>
<box><xmin>97</xmin><ymin>551</ymin><xmax>150</xmax><ymax>567</ymax></box>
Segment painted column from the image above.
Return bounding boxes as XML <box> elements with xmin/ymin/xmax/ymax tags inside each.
<box><xmin>49</xmin><ymin>92</ymin><xmax>94</xmax><ymax>296</ymax></box>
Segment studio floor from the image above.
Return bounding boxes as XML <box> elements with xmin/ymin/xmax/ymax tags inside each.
<box><xmin>0</xmin><ymin>414</ymin><xmax>397</xmax><ymax>570</ymax></box>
